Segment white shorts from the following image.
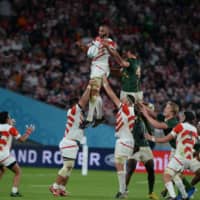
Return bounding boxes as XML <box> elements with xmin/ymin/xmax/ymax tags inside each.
<box><xmin>166</xmin><ymin>155</ymin><xmax>200</xmax><ymax>176</ymax></box>
<box><xmin>166</xmin><ymin>155</ymin><xmax>200</xmax><ymax>177</ymax></box>
<box><xmin>0</xmin><ymin>150</ymin><xmax>16</xmax><ymax>167</ymax></box>
<box><xmin>120</xmin><ymin>91</ymin><xmax>143</xmax><ymax>102</ymax></box>
<box><xmin>129</xmin><ymin>146</ymin><xmax>153</xmax><ymax>163</ymax></box>
<box><xmin>114</xmin><ymin>138</ymin><xmax>134</xmax><ymax>159</ymax></box>
<box><xmin>59</xmin><ymin>139</ymin><xmax>79</xmax><ymax>160</ymax></box>
<box><xmin>90</xmin><ymin>63</ymin><xmax>110</xmax><ymax>78</ymax></box>
<box><xmin>188</xmin><ymin>158</ymin><xmax>200</xmax><ymax>173</ymax></box>
<box><xmin>169</xmin><ymin>148</ymin><xmax>176</xmax><ymax>161</ymax></box>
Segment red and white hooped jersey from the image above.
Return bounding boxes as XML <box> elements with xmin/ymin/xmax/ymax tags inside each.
<box><xmin>0</xmin><ymin>124</ymin><xmax>21</xmax><ymax>151</ymax></box>
<box><xmin>115</xmin><ymin>103</ymin><xmax>135</xmax><ymax>139</ymax></box>
<box><xmin>64</xmin><ymin>104</ymin><xmax>84</xmax><ymax>142</ymax></box>
<box><xmin>171</xmin><ymin>122</ymin><xmax>198</xmax><ymax>160</ymax></box>
<box><xmin>91</xmin><ymin>36</ymin><xmax>117</xmax><ymax>67</ymax></box>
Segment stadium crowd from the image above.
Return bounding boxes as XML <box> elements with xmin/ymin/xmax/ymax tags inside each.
<box><xmin>0</xmin><ymin>0</ymin><xmax>199</xmax><ymax>124</ymax></box>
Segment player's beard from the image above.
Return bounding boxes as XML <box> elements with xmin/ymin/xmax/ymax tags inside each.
<box><xmin>100</xmin><ymin>33</ymin><xmax>108</xmax><ymax>39</ymax></box>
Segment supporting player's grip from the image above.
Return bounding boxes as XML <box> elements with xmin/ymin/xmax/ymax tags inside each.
<box><xmin>25</xmin><ymin>124</ymin><xmax>35</xmax><ymax>135</ymax></box>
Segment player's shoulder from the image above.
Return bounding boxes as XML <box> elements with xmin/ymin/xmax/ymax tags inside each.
<box><xmin>183</xmin><ymin>122</ymin><xmax>197</xmax><ymax>132</ymax></box>
<box><xmin>0</xmin><ymin>124</ymin><xmax>19</xmax><ymax>136</ymax></box>
<box><xmin>106</xmin><ymin>37</ymin><xmax>114</xmax><ymax>41</ymax></box>
<box><xmin>9</xmin><ymin>126</ymin><xmax>19</xmax><ymax>136</ymax></box>
<box><xmin>166</xmin><ymin>117</ymin><xmax>179</xmax><ymax>127</ymax></box>
<box><xmin>106</xmin><ymin>38</ymin><xmax>117</xmax><ymax>48</ymax></box>
<box><xmin>67</xmin><ymin>105</ymin><xmax>76</xmax><ymax>115</ymax></box>
<box><xmin>68</xmin><ymin>104</ymin><xmax>82</xmax><ymax>115</ymax></box>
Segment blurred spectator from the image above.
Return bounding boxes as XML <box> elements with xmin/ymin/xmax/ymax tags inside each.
<box><xmin>0</xmin><ymin>0</ymin><xmax>199</xmax><ymax>125</ymax></box>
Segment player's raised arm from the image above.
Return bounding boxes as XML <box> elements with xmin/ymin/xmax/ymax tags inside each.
<box><xmin>7</xmin><ymin>116</ymin><xmax>35</xmax><ymax>142</ymax></box>
<box><xmin>145</xmin><ymin>132</ymin><xmax>174</xmax><ymax>143</ymax></box>
<box><xmin>102</xmin><ymin>76</ymin><xmax>121</xmax><ymax>108</ymax></box>
<box><xmin>76</xmin><ymin>40</ymin><xmax>89</xmax><ymax>53</ymax></box>
<box><xmin>138</xmin><ymin>102</ymin><xmax>157</xmax><ymax>118</ymax></box>
<box><xmin>17</xmin><ymin>124</ymin><xmax>35</xmax><ymax>142</ymax></box>
<box><xmin>101</xmin><ymin>40</ymin><xmax>129</xmax><ymax>68</ymax></box>
<box><xmin>140</xmin><ymin>105</ymin><xmax>168</xmax><ymax>129</ymax></box>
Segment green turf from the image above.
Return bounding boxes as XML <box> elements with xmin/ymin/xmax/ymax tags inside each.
<box><xmin>0</xmin><ymin>167</ymin><xmax>199</xmax><ymax>200</ymax></box>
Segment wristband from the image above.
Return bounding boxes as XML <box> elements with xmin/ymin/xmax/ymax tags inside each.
<box><xmin>151</xmin><ymin>136</ymin><xmax>156</xmax><ymax>142</ymax></box>
<box><xmin>25</xmin><ymin>130</ymin><xmax>31</xmax><ymax>136</ymax></box>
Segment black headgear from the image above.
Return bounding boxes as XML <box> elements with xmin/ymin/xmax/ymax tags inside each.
<box><xmin>184</xmin><ymin>111</ymin><xmax>196</xmax><ymax>122</ymax></box>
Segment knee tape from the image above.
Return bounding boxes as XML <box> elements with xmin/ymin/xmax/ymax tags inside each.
<box><xmin>58</xmin><ymin>160</ymin><xmax>75</xmax><ymax>178</ymax></box>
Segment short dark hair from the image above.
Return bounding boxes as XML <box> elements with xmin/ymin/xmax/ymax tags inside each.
<box><xmin>184</xmin><ymin>111</ymin><xmax>196</xmax><ymax>123</ymax></box>
<box><xmin>0</xmin><ymin>111</ymin><xmax>9</xmax><ymax>124</ymax></box>
<box><xmin>69</xmin><ymin>97</ymin><xmax>79</xmax><ymax>108</ymax></box>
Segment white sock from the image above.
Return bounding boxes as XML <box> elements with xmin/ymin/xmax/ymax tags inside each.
<box><xmin>165</xmin><ymin>181</ymin><xmax>176</xmax><ymax>198</ymax></box>
<box><xmin>53</xmin><ymin>182</ymin><xmax>59</xmax><ymax>189</ymax></box>
<box><xmin>95</xmin><ymin>96</ymin><xmax>103</xmax><ymax>119</ymax></box>
<box><xmin>12</xmin><ymin>187</ymin><xmax>18</xmax><ymax>193</ymax></box>
<box><xmin>87</xmin><ymin>98</ymin><xmax>97</xmax><ymax>122</ymax></box>
<box><xmin>117</xmin><ymin>171</ymin><xmax>126</xmax><ymax>193</ymax></box>
<box><xmin>173</xmin><ymin>175</ymin><xmax>188</xmax><ymax>199</ymax></box>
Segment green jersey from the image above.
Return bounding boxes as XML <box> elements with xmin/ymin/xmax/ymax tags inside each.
<box><xmin>132</xmin><ymin>116</ymin><xmax>150</xmax><ymax>147</ymax></box>
<box><xmin>121</xmin><ymin>58</ymin><xmax>141</xmax><ymax>92</ymax></box>
<box><xmin>157</xmin><ymin>114</ymin><xmax>179</xmax><ymax>148</ymax></box>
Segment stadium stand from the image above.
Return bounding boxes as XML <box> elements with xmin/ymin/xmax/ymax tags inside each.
<box><xmin>0</xmin><ymin>0</ymin><xmax>199</xmax><ymax>124</ymax></box>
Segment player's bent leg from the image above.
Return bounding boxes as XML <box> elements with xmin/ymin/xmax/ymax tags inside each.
<box><xmin>181</xmin><ymin>176</ymin><xmax>193</xmax><ymax>191</ymax></box>
<box><xmin>191</xmin><ymin>163</ymin><xmax>200</xmax><ymax>186</ymax></box>
<box><xmin>50</xmin><ymin>160</ymin><xmax>75</xmax><ymax>197</ymax></box>
<box><xmin>182</xmin><ymin>158</ymin><xmax>200</xmax><ymax>199</ymax></box>
<box><xmin>58</xmin><ymin>160</ymin><xmax>74</xmax><ymax>196</ymax></box>
<box><xmin>163</xmin><ymin>168</ymin><xmax>177</xmax><ymax>199</ymax></box>
<box><xmin>144</xmin><ymin>159</ymin><xmax>159</xmax><ymax>200</ymax></box>
<box><xmin>126</xmin><ymin>158</ymin><xmax>137</xmax><ymax>188</ymax></box>
<box><xmin>58</xmin><ymin>160</ymin><xmax>74</xmax><ymax>177</ymax></box>
<box><xmin>173</xmin><ymin>174</ymin><xmax>188</xmax><ymax>199</ymax></box>
<box><xmin>175</xmin><ymin>175</ymin><xmax>195</xmax><ymax>200</ymax></box>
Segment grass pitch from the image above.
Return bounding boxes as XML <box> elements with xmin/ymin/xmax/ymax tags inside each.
<box><xmin>0</xmin><ymin>167</ymin><xmax>199</xmax><ymax>200</ymax></box>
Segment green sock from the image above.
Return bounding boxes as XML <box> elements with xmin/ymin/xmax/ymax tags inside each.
<box><xmin>182</xmin><ymin>177</ymin><xmax>193</xmax><ymax>191</ymax></box>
